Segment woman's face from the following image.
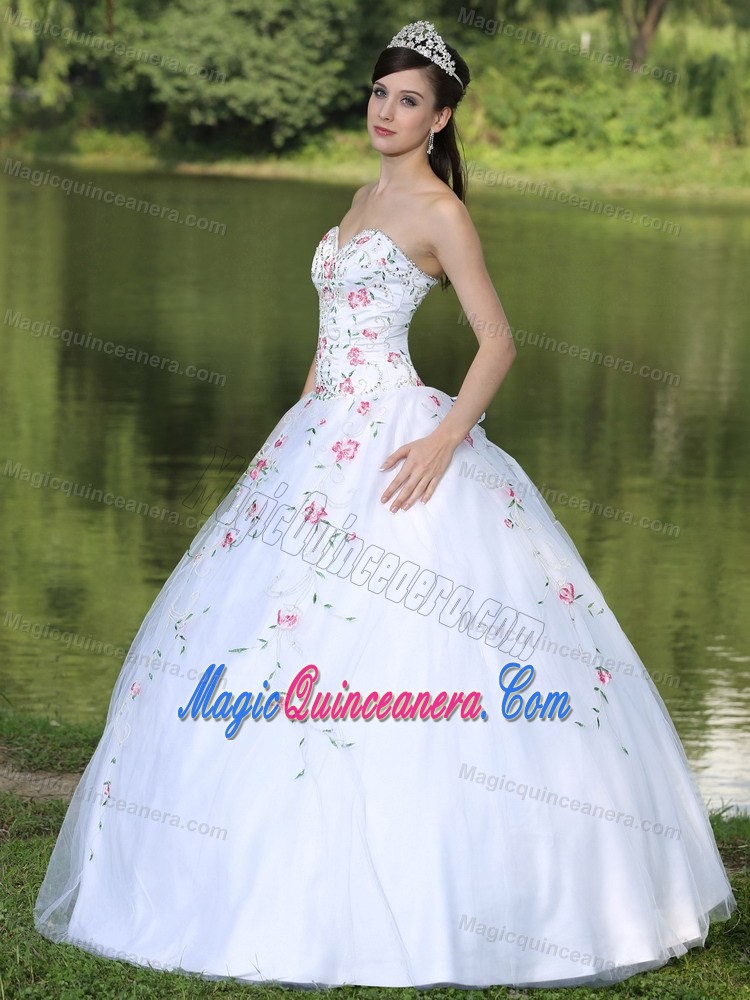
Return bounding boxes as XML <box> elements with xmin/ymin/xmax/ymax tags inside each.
<box><xmin>367</xmin><ymin>68</ymin><xmax>448</xmax><ymax>155</ymax></box>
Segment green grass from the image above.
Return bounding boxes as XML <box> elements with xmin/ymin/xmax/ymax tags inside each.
<box><xmin>1</xmin><ymin>708</ymin><xmax>748</xmax><ymax>998</ymax></box>
<box><xmin>0</xmin><ymin>707</ymin><xmax>103</xmax><ymax>773</ymax></box>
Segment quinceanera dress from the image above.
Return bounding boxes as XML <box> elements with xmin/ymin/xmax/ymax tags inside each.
<box><xmin>34</xmin><ymin>224</ymin><xmax>737</xmax><ymax>989</ymax></box>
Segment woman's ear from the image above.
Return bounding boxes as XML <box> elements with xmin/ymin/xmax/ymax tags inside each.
<box><xmin>435</xmin><ymin>107</ymin><xmax>453</xmax><ymax>133</ymax></box>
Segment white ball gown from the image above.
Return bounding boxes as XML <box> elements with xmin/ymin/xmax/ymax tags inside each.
<box><xmin>34</xmin><ymin>223</ymin><xmax>737</xmax><ymax>990</ymax></box>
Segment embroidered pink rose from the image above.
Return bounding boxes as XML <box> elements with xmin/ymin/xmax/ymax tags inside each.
<box><xmin>103</xmin><ymin>781</ymin><xmax>111</xmax><ymax>799</ymax></box>
<box><xmin>504</xmin><ymin>486</ymin><xmax>516</xmax><ymax>498</ymax></box>
<box><xmin>464</xmin><ymin>432</ymin><xmax>473</xmax><ymax>446</ymax></box>
<box><xmin>346</xmin><ymin>531</ymin><xmax>357</xmax><ymax>541</ymax></box>
<box><xmin>249</xmin><ymin>458</ymin><xmax>268</xmax><ymax>481</ymax></box>
<box><xmin>357</xmin><ymin>400</ymin><xmax>371</xmax><ymax>415</ymax></box>
<box><xmin>304</xmin><ymin>500</ymin><xmax>327</xmax><ymax>524</ymax></box>
<box><xmin>339</xmin><ymin>377</ymin><xmax>354</xmax><ymax>394</ymax></box>
<box><xmin>274</xmin><ymin>435</ymin><xmax>287</xmax><ymax>448</ymax></box>
<box><xmin>362</xmin><ymin>329</ymin><xmax>378</xmax><ymax>340</ymax></box>
<box><xmin>221</xmin><ymin>530</ymin><xmax>237</xmax><ymax>548</ymax></box>
<box><xmin>318</xmin><ymin>418</ymin><xmax>327</xmax><ymax>425</ymax></box>
<box><xmin>429</xmin><ymin>394</ymin><xmax>441</xmax><ymax>407</ymax></box>
<box><xmin>276</xmin><ymin>609</ymin><xmax>300</xmax><ymax>629</ymax></box>
<box><xmin>130</xmin><ymin>682</ymin><xmax>141</xmax><ymax>698</ymax></box>
<box><xmin>596</xmin><ymin>668</ymin><xmax>613</xmax><ymax>685</ymax></box>
<box><xmin>559</xmin><ymin>583</ymin><xmax>576</xmax><ymax>604</ymax></box>
<box><xmin>244</xmin><ymin>501</ymin><xmax>259</xmax><ymax>522</ymax></box>
<box><xmin>332</xmin><ymin>439</ymin><xmax>360</xmax><ymax>463</ymax></box>
<box><xmin>387</xmin><ymin>351</ymin><xmax>402</xmax><ymax>364</ymax></box>
<box><xmin>504</xmin><ymin>518</ymin><xmax>513</xmax><ymax>528</ymax></box>
<box><xmin>323</xmin><ymin>258</ymin><xmax>334</xmax><ymax>279</ymax></box>
<box><xmin>348</xmin><ymin>347</ymin><xmax>365</xmax><ymax>366</ymax></box>
<box><xmin>347</xmin><ymin>288</ymin><xmax>369</xmax><ymax>308</ymax></box>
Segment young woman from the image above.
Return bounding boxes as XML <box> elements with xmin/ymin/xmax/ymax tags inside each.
<box><xmin>35</xmin><ymin>20</ymin><xmax>736</xmax><ymax>990</ymax></box>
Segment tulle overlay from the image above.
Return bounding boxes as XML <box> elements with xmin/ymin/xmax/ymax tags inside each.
<box><xmin>34</xmin><ymin>226</ymin><xmax>736</xmax><ymax>989</ymax></box>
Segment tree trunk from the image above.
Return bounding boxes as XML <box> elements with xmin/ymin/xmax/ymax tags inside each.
<box><xmin>619</xmin><ymin>0</ymin><xmax>670</xmax><ymax>70</ymax></box>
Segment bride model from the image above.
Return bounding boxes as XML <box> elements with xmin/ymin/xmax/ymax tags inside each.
<box><xmin>34</xmin><ymin>19</ymin><xmax>736</xmax><ymax>990</ymax></box>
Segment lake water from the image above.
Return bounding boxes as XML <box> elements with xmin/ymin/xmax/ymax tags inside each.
<box><xmin>0</xmin><ymin>166</ymin><xmax>748</xmax><ymax>812</ymax></box>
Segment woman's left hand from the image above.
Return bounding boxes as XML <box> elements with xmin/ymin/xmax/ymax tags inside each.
<box><xmin>379</xmin><ymin>430</ymin><xmax>460</xmax><ymax>512</ymax></box>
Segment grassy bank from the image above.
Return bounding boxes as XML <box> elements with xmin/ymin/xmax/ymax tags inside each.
<box><xmin>1</xmin><ymin>709</ymin><xmax>748</xmax><ymax>998</ymax></box>
<box><xmin>2</xmin><ymin>123</ymin><xmax>750</xmax><ymax>203</ymax></box>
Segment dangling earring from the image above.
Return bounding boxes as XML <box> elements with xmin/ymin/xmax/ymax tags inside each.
<box><xmin>427</xmin><ymin>129</ymin><xmax>434</xmax><ymax>155</ymax></box>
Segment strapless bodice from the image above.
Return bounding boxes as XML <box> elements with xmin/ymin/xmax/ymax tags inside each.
<box><xmin>309</xmin><ymin>226</ymin><xmax>438</xmax><ymax>400</ymax></box>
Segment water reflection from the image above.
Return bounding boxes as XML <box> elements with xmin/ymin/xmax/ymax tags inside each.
<box><xmin>0</xmin><ymin>169</ymin><xmax>748</xmax><ymax>811</ymax></box>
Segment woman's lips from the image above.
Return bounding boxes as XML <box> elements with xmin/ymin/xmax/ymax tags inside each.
<box><xmin>374</xmin><ymin>126</ymin><xmax>395</xmax><ymax>135</ymax></box>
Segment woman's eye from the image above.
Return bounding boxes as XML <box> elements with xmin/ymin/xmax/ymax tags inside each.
<box><xmin>372</xmin><ymin>88</ymin><xmax>416</xmax><ymax>107</ymax></box>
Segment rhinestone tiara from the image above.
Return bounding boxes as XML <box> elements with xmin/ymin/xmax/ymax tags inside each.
<box><xmin>387</xmin><ymin>20</ymin><xmax>464</xmax><ymax>89</ymax></box>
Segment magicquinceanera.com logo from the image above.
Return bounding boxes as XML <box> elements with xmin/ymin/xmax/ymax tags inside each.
<box><xmin>177</xmin><ymin>661</ymin><xmax>572</xmax><ymax>738</ymax></box>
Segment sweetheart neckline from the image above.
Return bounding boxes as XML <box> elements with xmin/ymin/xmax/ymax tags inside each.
<box><xmin>331</xmin><ymin>226</ymin><xmax>439</xmax><ymax>285</ymax></box>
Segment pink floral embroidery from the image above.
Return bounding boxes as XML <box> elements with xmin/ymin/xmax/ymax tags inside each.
<box><xmin>429</xmin><ymin>394</ymin><xmax>441</xmax><ymax>407</ymax></box>
<box><xmin>346</xmin><ymin>531</ymin><xmax>357</xmax><ymax>541</ymax></box>
<box><xmin>304</xmin><ymin>500</ymin><xmax>327</xmax><ymax>524</ymax></box>
<box><xmin>103</xmin><ymin>781</ymin><xmax>111</xmax><ymax>799</ymax></box>
<box><xmin>332</xmin><ymin>439</ymin><xmax>360</xmax><ymax>463</ymax></box>
<box><xmin>504</xmin><ymin>486</ymin><xmax>516</xmax><ymax>498</ymax></box>
<box><xmin>249</xmin><ymin>458</ymin><xmax>268</xmax><ymax>480</ymax></box>
<box><xmin>559</xmin><ymin>583</ymin><xmax>576</xmax><ymax>604</ymax></box>
<box><xmin>464</xmin><ymin>432</ymin><xmax>473</xmax><ymax>446</ymax></box>
<box><xmin>347</xmin><ymin>288</ymin><xmax>370</xmax><ymax>309</ymax></box>
<box><xmin>311</xmin><ymin>227</ymin><xmax>437</xmax><ymax>401</ymax></box>
<box><xmin>596</xmin><ymin>668</ymin><xmax>613</xmax><ymax>685</ymax></box>
<box><xmin>276</xmin><ymin>609</ymin><xmax>300</xmax><ymax>629</ymax></box>
<box><xmin>130</xmin><ymin>682</ymin><xmax>141</xmax><ymax>698</ymax></box>
<box><xmin>244</xmin><ymin>501</ymin><xmax>258</xmax><ymax>521</ymax></box>
<box><xmin>221</xmin><ymin>530</ymin><xmax>237</xmax><ymax>548</ymax></box>
<box><xmin>274</xmin><ymin>435</ymin><xmax>287</xmax><ymax>448</ymax></box>
<box><xmin>357</xmin><ymin>400</ymin><xmax>371</xmax><ymax>414</ymax></box>
<box><xmin>504</xmin><ymin>518</ymin><xmax>513</xmax><ymax>528</ymax></box>
<box><xmin>318</xmin><ymin>418</ymin><xmax>327</xmax><ymax>425</ymax></box>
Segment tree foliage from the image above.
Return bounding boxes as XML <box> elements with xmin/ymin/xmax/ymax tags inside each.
<box><xmin>0</xmin><ymin>0</ymin><xmax>747</xmax><ymax>148</ymax></box>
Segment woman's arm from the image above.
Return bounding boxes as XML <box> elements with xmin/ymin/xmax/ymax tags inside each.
<box><xmin>299</xmin><ymin>354</ymin><xmax>317</xmax><ymax>399</ymax></box>
<box><xmin>379</xmin><ymin>198</ymin><xmax>518</xmax><ymax>512</ymax></box>
<box><xmin>426</xmin><ymin>197</ymin><xmax>517</xmax><ymax>446</ymax></box>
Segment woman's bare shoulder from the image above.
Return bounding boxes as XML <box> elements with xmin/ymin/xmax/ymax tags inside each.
<box><xmin>351</xmin><ymin>182</ymin><xmax>377</xmax><ymax>205</ymax></box>
<box><xmin>423</xmin><ymin>187</ymin><xmax>474</xmax><ymax>246</ymax></box>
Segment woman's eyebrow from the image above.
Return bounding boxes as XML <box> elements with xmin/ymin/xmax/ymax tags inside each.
<box><xmin>373</xmin><ymin>81</ymin><xmax>424</xmax><ymax>97</ymax></box>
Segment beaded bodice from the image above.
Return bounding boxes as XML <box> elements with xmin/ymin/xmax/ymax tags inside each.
<box><xmin>309</xmin><ymin>226</ymin><xmax>439</xmax><ymax>400</ymax></box>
